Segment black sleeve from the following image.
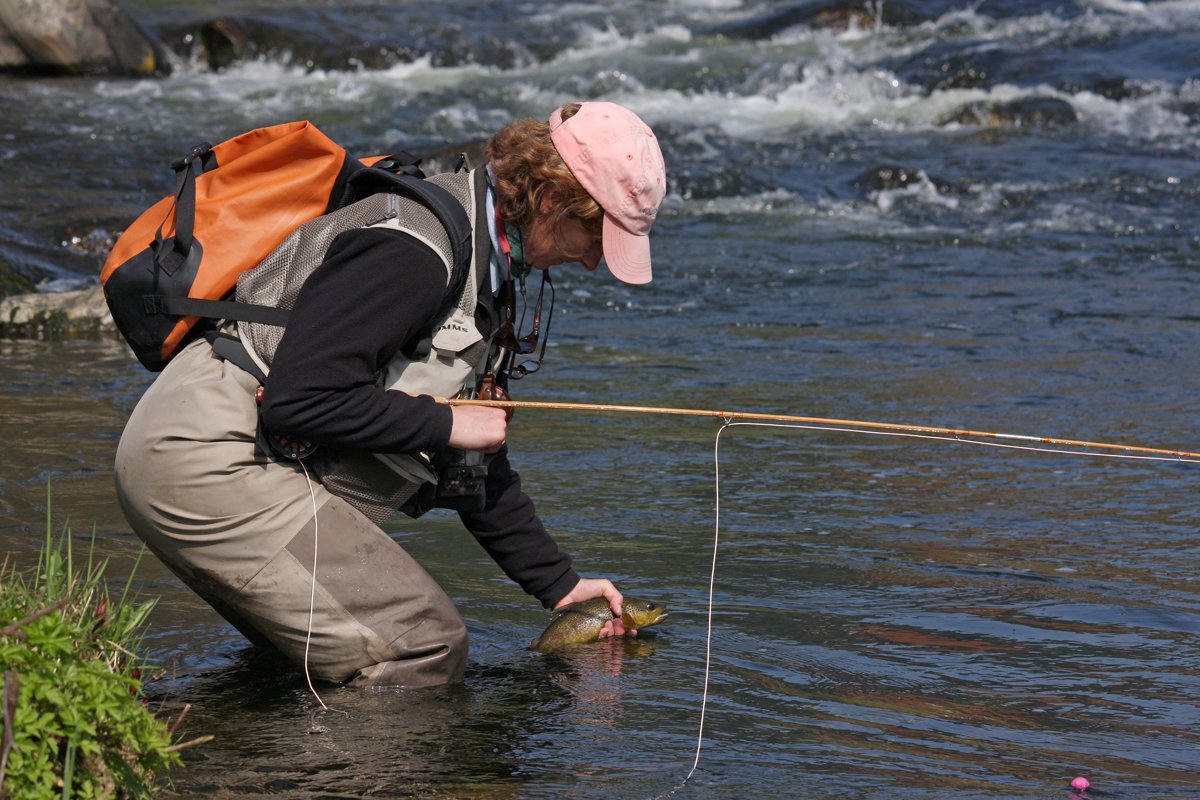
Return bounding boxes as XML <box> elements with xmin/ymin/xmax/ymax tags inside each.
<box><xmin>259</xmin><ymin>226</ymin><xmax>454</xmax><ymax>454</ymax></box>
<box><xmin>460</xmin><ymin>448</ymin><xmax>581</xmax><ymax>609</ymax></box>
<box><xmin>262</xmin><ymin>223</ymin><xmax>581</xmax><ymax>608</ymax></box>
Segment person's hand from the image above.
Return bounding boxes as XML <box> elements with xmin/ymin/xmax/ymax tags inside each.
<box><xmin>448</xmin><ymin>405</ymin><xmax>507</xmax><ymax>453</ymax></box>
<box><xmin>554</xmin><ymin>577</ymin><xmax>630</xmax><ymax>639</ymax></box>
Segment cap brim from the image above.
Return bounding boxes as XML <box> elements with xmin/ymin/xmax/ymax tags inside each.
<box><xmin>602</xmin><ymin>215</ymin><xmax>653</xmax><ymax>285</ymax></box>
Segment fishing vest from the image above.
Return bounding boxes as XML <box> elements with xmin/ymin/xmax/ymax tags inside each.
<box><xmin>235</xmin><ymin>168</ymin><xmax>501</xmax><ymax>523</ymax></box>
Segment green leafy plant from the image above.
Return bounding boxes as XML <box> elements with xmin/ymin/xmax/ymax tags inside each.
<box><xmin>0</xmin><ymin>492</ymin><xmax>186</xmax><ymax>798</ymax></box>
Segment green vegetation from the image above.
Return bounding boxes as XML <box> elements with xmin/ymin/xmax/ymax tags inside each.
<box><xmin>0</xmin><ymin>497</ymin><xmax>186</xmax><ymax>798</ymax></box>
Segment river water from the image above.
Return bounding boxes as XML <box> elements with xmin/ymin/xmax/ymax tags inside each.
<box><xmin>2</xmin><ymin>1</ymin><xmax>1198</xmax><ymax>798</ymax></box>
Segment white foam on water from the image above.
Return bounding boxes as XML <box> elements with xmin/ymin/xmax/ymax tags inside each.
<box><xmin>665</xmin><ymin>0</ymin><xmax>740</xmax><ymax>10</ymax></box>
<box><xmin>1070</xmin><ymin>88</ymin><xmax>1198</xmax><ymax>147</ymax></box>
<box><xmin>690</xmin><ymin>189</ymin><xmax>805</xmax><ymax>217</ymax></box>
<box><xmin>570</xmin><ymin>19</ymin><xmax>694</xmax><ymax>54</ymax></box>
<box><xmin>687</xmin><ymin>188</ymin><xmax>940</xmax><ymax>243</ymax></box>
<box><xmin>682</xmin><ymin>3</ymin><xmax>1195</xmax><ymax>142</ymax></box>
<box><xmin>871</xmin><ymin>174</ymin><xmax>961</xmax><ymax>214</ymax></box>
<box><xmin>22</xmin><ymin>0</ymin><xmax>1194</xmax><ymax>154</ymax></box>
<box><xmin>521</xmin><ymin>3</ymin><xmax>1189</xmax><ymax>147</ymax></box>
<box><xmin>98</xmin><ymin>50</ymin><xmax>498</xmax><ymax>102</ymax></box>
<box><xmin>1084</xmin><ymin>0</ymin><xmax>1200</xmax><ymax>23</ymax></box>
<box><xmin>3</xmin><ymin>0</ymin><xmax>1192</xmax><ymax>269</ymax></box>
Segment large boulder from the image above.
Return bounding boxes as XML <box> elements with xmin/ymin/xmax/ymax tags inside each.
<box><xmin>0</xmin><ymin>284</ymin><xmax>114</xmax><ymax>339</ymax></box>
<box><xmin>0</xmin><ymin>0</ymin><xmax>168</xmax><ymax>76</ymax></box>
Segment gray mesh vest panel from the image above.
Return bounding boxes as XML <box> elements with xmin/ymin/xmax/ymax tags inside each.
<box><xmin>233</xmin><ymin>171</ymin><xmax>489</xmax><ymax>523</ymax></box>
<box><xmin>237</xmin><ymin>189</ymin><xmax>455</xmax><ymax>365</ymax></box>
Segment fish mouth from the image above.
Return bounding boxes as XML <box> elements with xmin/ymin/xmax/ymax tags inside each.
<box><xmin>629</xmin><ymin>610</ymin><xmax>668</xmax><ymax>628</ymax></box>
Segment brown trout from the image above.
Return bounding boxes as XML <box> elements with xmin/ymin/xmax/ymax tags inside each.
<box><xmin>530</xmin><ymin>597</ymin><xmax>668</xmax><ymax>652</ymax></box>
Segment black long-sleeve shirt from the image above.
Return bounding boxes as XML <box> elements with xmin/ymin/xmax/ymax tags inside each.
<box><xmin>260</xmin><ymin>225</ymin><xmax>579</xmax><ymax>608</ymax></box>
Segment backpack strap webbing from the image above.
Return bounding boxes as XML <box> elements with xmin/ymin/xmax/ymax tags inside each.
<box><xmin>144</xmin><ymin>294</ymin><xmax>291</xmax><ymax>327</ymax></box>
<box><xmin>205</xmin><ymin>330</ymin><xmax>268</xmax><ymax>384</ymax></box>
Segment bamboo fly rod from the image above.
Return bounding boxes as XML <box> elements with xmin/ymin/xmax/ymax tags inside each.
<box><xmin>446</xmin><ymin>399</ymin><xmax>1200</xmax><ymax>462</ymax></box>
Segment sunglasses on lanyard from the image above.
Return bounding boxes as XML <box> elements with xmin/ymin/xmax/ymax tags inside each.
<box><xmin>496</xmin><ymin>270</ymin><xmax>553</xmax><ymax>379</ymax></box>
<box><xmin>495</xmin><ymin>216</ymin><xmax>554</xmax><ymax>380</ymax></box>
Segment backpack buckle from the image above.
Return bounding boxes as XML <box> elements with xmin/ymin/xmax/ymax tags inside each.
<box><xmin>373</xmin><ymin>151</ymin><xmax>424</xmax><ymax>177</ymax></box>
<box><xmin>172</xmin><ymin>142</ymin><xmax>213</xmax><ymax>172</ymax></box>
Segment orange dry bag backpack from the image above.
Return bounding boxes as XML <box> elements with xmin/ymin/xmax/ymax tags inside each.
<box><xmin>101</xmin><ymin>120</ymin><xmax>429</xmax><ymax>371</ymax></box>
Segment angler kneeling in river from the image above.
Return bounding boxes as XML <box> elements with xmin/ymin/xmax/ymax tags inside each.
<box><xmin>114</xmin><ymin>102</ymin><xmax>668</xmax><ymax>686</ymax></box>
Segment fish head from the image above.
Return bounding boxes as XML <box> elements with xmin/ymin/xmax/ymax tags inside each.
<box><xmin>620</xmin><ymin>598</ymin><xmax>668</xmax><ymax>629</ymax></box>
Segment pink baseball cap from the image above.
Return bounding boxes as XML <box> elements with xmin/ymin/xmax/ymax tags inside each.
<box><xmin>549</xmin><ymin>102</ymin><xmax>666</xmax><ymax>284</ymax></box>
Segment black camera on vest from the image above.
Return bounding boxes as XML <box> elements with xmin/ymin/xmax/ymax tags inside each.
<box><xmin>429</xmin><ymin>448</ymin><xmax>488</xmax><ymax>513</ymax></box>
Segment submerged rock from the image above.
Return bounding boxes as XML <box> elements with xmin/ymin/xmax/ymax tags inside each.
<box><xmin>851</xmin><ymin>165</ymin><xmax>966</xmax><ymax>197</ymax></box>
<box><xmin>0</xmin><ymin>0</ymin><xmax>168</xmax><ymax>76</ymax></box>
<box><xmin>1057</xmin><ymin>76</ymin><xmax>1152</xmax><ymax>102</ymax></box>
<box><xmin>941</xmin><ymin>97</ymin><xmax>1078</xmax><ymax>129</ymax></box>
<box><xmin>155</xmin><ymin>10</ymin><xmax>539</xmax><ymax>73</ymax></box>
<box><xmin>893</xmin><ymin>48</ymin><xmax>1006</xmax><ymax>92</ymax></box>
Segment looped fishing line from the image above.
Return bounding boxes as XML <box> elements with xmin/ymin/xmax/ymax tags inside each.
<box><xmin>297</xmin><ymin>457</ymin><xmax>338</xmax><ymax>716</ymax></box>
<box><xmin>665</xmin><ymin>416</ymin><xmax>1199</xmax><ymax>796</ymax></box>
<box><xmin>680</xmin><ymin>420</ymin><xmax>731</xmax><ymax>788</ymax></box>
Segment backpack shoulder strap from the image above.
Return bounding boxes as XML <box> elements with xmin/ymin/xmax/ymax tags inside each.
<box><xmin>342</xmin><ymin>167</ymin><xmax>474</xmax><ymax>305</ymax></box>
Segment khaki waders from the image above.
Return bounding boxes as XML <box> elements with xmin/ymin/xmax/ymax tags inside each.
<box><xmin>115</xmin><ymin>338</ymin><xmax>467</xmax><ymax>686</ymax></box>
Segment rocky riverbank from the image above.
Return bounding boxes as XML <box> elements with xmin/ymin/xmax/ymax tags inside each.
<box><xmin>0</xmin><ymin>284</ymin><xmax>114</xmax><ymax>339</ymax></box>
<box><xmin>0</xmin><ymin>0</ymin><xmax>166</xmax><ymax>76</ymax></box>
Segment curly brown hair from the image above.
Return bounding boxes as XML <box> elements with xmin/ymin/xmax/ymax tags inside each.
<box><xmin>486</xmin><ymin>103</ymin><xmax>604</xmax><ymax>244</ymax></box>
